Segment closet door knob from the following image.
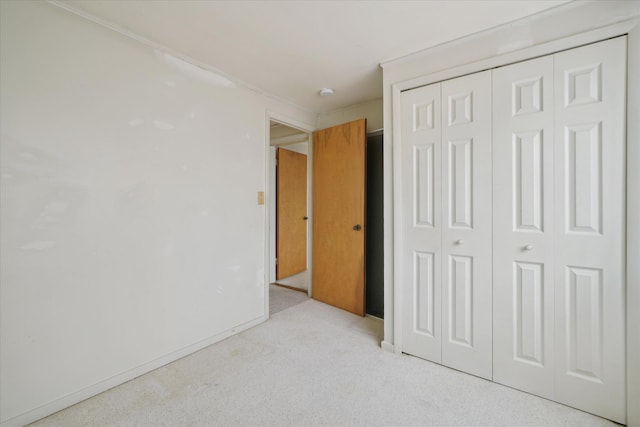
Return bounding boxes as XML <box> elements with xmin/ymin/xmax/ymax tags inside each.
<box><xmin>455</xmin><ymin>239</ymin><xmax>464</xmax><ymax>245</ymax></box>
<box><xmin>524</xmin><ymin>244</ymin><xmax>533</xmax><ymax>251</ymax></box>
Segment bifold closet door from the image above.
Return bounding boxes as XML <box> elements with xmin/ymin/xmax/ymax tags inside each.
<box><xmin>553</xmin><ymin>37</ymin><xmax>626</xmax><ymax>423</ymax></box>
<box><xmin>441</xmin><ymin>71</ymin><xmax>492</xmax><ymax>380</ymax></box>
<box><xmin>400</xmin><ymin>71</ymin><xmax>492</xmax><ymax>379</ymax></box>
<box><xmin>493</xmin><ymin>36</ymin><xmax>626</xmax><ymax>423</ymax></box>
<box><xmin>402</xmin><ymin>35</ymin><xmax>626</xmax><ymax>423</ymax></box>
<box><xmin>400</xmin><ymin>83</ymin><xmax>442</xmax><ymax>363</ymax></box>
<box><xmin>492</xmin><ymin>55</ymin><xmax>555</xmax><ymax>399</ymax></box>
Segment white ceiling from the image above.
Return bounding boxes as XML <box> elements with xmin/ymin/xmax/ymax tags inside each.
<box><xmin>59</xmin><ymin>0</ymin><xmax>569</xmax><ymax>113</ymax></box>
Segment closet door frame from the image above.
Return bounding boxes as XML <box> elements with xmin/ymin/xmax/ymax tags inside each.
<box><xmin>388</xmin><ymin>14</ymin><xmax>640</xmax><ymax>425</ymax></box>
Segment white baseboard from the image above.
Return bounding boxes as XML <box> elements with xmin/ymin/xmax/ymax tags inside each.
<box><xmin>0</xmin><ymin>315</ymin><xmax>267</xmax><ymax>427</ymax></box>
<box><xmin>381</xmin><ymin>340</ymin><xmax>394</xmax><ymax>353</ymax></box>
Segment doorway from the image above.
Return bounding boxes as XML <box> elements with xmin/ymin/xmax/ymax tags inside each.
<box><xmin>266</xmin><ymin>117</ymin><xmax>384</xmax><ymax>318</ymax></box>
<box><xmin>268</xmin><ymin>120</ymin><xmax>312</xmax><ymax>298</ymax></box>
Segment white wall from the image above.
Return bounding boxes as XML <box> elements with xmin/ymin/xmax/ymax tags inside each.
<box><xmin>317</xmin><ymin>98</ymin><xmax>382</xmax><ymax>133</ymax></box>
<box><xmin>0</xmin><ymin>1</ymin><xmax>315</xmax><ymax>425</ymax></box>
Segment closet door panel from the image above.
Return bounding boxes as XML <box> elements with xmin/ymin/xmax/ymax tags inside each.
<box><xmin>553</xmin><ymin>37</ymin><xmax>626</xmax><ymax>424</ymax></box>
<box><xmin>400</xmin><ymin>84</ymin><xmax>443</xmax><ymax>363</ymax></box>
<box><xmin>492</xmin><ymin>56</ymin><xmax>555</xmax><ymax>399</ymax></box>
<box><xmin>441</xmin><ymin>71</ymin><xmax>492</xmax><ymax>380</ymax></box>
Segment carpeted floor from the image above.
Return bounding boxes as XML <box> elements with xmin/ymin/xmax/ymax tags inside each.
<box><xmin>269</xmin><ymin>283</ymin><xmax>309</xmax><ymax>315</ymax></box>
<box><xmin>31</xmin><ymin>298</ymin><xmax>615</xmax><ymax>427</ymax></box>
<box><xmin>274</xmin><ymin>270</ymin><xmax>308</xmax><ymax>291</ymax></box>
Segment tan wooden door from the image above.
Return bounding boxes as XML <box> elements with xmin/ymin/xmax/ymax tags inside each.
<box><xmin>276</xmin><ymin>147</ymin><xmax>308</xmax><ymax>279</ymax></box>
<box><xmin>312</xmin><ymin>119</ymin><xmax>366</xmax><ymax>316</ymax></box>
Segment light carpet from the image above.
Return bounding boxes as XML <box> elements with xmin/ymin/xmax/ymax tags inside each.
<box><xmin>269</xmin><ymin>284</ymin><xmax>309</xmax><ymax>315</ymax></box>
<box><xmin>31</xmin><ymin>298</ymin><xmax>614</xmax><ymax>426</ymax></box>
<box><xmin>274</xmin><ymin>270</ymin><xmax>308</xmax><ymax>291</ymax></box>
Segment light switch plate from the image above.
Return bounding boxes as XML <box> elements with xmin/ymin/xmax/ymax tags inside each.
<box><xmin>257</xmin><ymin>191</ymin><xmax>265</xmax><ymax>205</ymax></box>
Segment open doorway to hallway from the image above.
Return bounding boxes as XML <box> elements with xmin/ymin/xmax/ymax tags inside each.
<box><xmin>267</xmin><ymin>118</ymin><xmax>384</xmax><ymax>319</ymax></box>
<box><xmin>269</xmin><ymin>121</ymin><xmax>311</xmax><ymax>296</ymax></box>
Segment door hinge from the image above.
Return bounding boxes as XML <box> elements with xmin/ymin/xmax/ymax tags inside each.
<box><xmin>275</xmin><ymin>258</ymin><xmax>278</xmax><ymax>265</ymax></box>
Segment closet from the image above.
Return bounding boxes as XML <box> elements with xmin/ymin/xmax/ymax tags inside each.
<box><xmin>399</xmin><ymin>37</ymin><xmax>626</xmax><ymax>422</ymax></box>
<box><xmin>400</xmin><ymin>70</ymin><xmax>493</xmax><ymax>380</ymax></box>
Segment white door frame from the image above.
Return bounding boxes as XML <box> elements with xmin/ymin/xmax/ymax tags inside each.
<box><xmin>264</xmin><ymin>112</ymin><xmax>314</xmax><ymax>318</ymax></box>
<box><xmin>381</xmin><ymin>3</ymin><xmax>639</xmax><ymax>424</ymax></box>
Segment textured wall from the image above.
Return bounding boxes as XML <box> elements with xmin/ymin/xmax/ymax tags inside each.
<box><xmin>0</xmin><ymin>1</ymin><xmax>314</xmax><ymax>424</ymax></box>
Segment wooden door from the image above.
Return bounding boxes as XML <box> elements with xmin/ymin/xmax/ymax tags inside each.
<box><xmin>276</xmin><ymin>147</ymin><xmax>307</xmax><ymax>279</ymax></box>
<box><xmin>312</xmin><ymin>119</ymin><xmax>366</xmax><ymax>316</ymax></box>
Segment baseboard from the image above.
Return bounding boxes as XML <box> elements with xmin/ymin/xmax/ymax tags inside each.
<box><xmin>381</xmin><ymin>340</ymin><xmax>395</xmax><ymax>353</ymax></box>
<box><xmin>0</xmin><ymin>315</ymin><xmax>267</xmax><ymax>427</ymax></box>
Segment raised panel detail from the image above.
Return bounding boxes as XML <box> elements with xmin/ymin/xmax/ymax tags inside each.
<box><xmin>449</xmin><ymin>139</ymin><xmax>473</xmax><ymax>229</ymax></box>
<box><xmin>514</xmin><ymin>262</ymin><xmax>544</xmax><ymax>366</ymax></box>
<box><xmin>565</xmin><ymin>64</ymin><xmax>601</xmax><ymax>107</ymax></box>
<box><xmin>449</xmin><ymin>255</ymin><xmax>473</xmax><ymax>347</ymax></box>
<box><xmin>413</xmin><ymin>144</ymin><xmax>435</xmax><ymax>227</ymax></box>
<box><xmin>413</xmin><ymin>101</ymin><xmax>434</xmax><ymax>131</ymax></box>
<box><xmin>513</xmin><ymin>130</ymin><xmax>543</xmax><ymax>232</ymax></box>
<box><xmin>414</xmin><ymin>251</ymin><xmax>435</xmax><ymax>336</ymax></box>
<box><xmin>565</xmin><ymin>266</ymin><xmax>603</xmax><ymax>383</ymax></box>
<box><xmin>512</xmin><ymin>76</ymin><xmax>542</xmax><ymax>116</ymax></box>
<box><xmin>565</xmin><ymin>123</ymin><xmax>602</xmax><ymax>234</ymax></box>
<box><xmin>448</xmin><ymin>92</ymin><xmax>473</xmax><ymax>126</ymax></box>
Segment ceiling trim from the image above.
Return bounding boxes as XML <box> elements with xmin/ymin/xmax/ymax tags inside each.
<box><xmin>381</xmin><ymin>1</ymin><xmax>639</xmax><ymax>71</ymax></box>
<box><xmin>46</xmin><ymin>0</ymin><xmax>317</xmax><ymax>116</ymax></box>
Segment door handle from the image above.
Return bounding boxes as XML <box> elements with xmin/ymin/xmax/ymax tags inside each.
<box><xmin>352</xmin><ymin>224</ymin><xmax>362</xmax><ymax>231</ymax></box>
<box><xmin>303</xmin><ymin>216</ymin><xmax>309</xmax><ymax>220</ymax></box>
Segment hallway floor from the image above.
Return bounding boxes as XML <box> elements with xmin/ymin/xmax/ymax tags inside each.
<box><xmin>274</xmin><ymin>270</ymin><xmax>308</xmax><ymax>291</ymax></box>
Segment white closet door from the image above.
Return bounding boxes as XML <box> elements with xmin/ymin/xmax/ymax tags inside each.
<box><xmin>553</xmin><ymin>37</ymin><xmax>626</xmax><ymax>423</ymax></box>
<box><xmin>492</xmin><ymin>56</ymin><xmax>555</xmax><ymax>398</ymax></box>
<box><xmin>400</xmin><ymin>84</ymin><xmax>442</xmax><ymax>363</ymax></box>
<box><xmin>441</xmin><ymin>71</ymin><xmax>492</xmax><ymax>380</ymax></box>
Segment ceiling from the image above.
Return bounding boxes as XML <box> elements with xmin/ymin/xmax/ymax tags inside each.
<box><xmin>270</xmin><ymin>122</ymin><xmax>309</xmax><ymax>146</ymax></box>
<box><xmin>58</xmin><ymin>0</ymin><xmax>569</xmax><ymax>114</ymax></box>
